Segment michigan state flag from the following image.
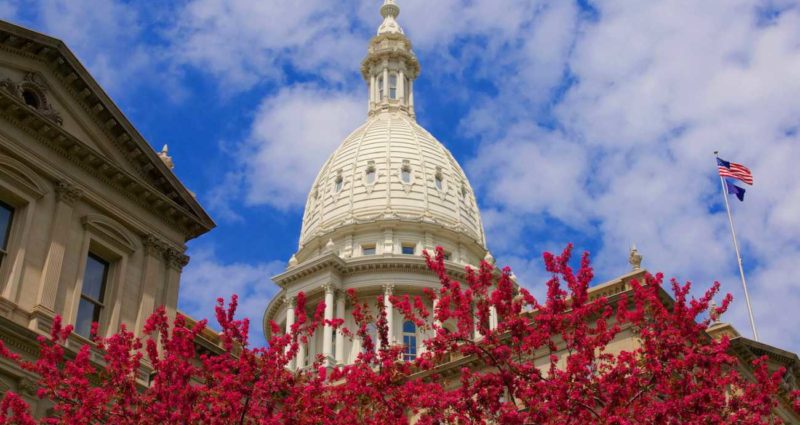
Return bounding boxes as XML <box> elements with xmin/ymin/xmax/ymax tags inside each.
<box><xmin>725</xmin><ymin>179</ymin><xmax>746</xmax><ymax>202</ymax></box>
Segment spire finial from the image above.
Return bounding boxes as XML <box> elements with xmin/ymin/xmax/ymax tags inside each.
<box><xmin>381</xmin><ymin>0</ymin><xmax>400</xmax><ymax>18</ymax></box>
<box><xmin>378</xmin><ymin>0</ymin><xmax>404</xmax><ymax>35</ymax></box>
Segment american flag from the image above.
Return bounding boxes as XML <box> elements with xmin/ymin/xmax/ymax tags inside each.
<box><xmin>717</xmin><ymin>157</ymin><xmax>753</xmax><ymax>185</ymax></box>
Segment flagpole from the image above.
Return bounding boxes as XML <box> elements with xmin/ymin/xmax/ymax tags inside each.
<box><xmin>715</xmin><ymin>151</ymin><xmax>758</xmax><ymax>341</ymax></box>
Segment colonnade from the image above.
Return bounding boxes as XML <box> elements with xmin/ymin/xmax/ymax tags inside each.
<box><xmin>284</xmin><ymin>284</ymin><xmax>498</xmax><ymax>370</ymax></box>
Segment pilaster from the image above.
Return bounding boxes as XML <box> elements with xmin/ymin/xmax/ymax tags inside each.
<box><xmin>30</xmin><ymin>180</ymin><xmax>83</xmax><ymax>332</ymax></box>
<box><xmin>134</xmin><ymin>234</ymin><xmax>168</xmax><ymax>335</ymax></box>
<box><xmin>162</xmin><ymin>248</ymin><xmax>189</xmax><ymax>322</ymax></box>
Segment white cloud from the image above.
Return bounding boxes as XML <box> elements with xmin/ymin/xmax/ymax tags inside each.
<box><xmin>169</xmin><ymin>0</ymin><xmax>366</xmax><ymax>90</ymax></box>
<box><xmin>207</xmin><ymin>85</ymin><xmax>365</xmax><ymax>214</ymax></box>
<box><xmin>7</xmin><ymin>0</ymin><xmax>159</xmax><ymax>96</ymax></box>
<box><xmin>179</xmin><ymin>245</ymin><xmax>285</xmax><ymax>347</ymax></box>
<box><xmin>462</xmin><ymin>1</ymin><xmax>800</xmax><ymax>352</ymax></box>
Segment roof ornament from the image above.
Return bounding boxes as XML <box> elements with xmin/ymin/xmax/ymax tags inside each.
<box><xmin>324</xmin><ymin>238</ymin><xmax>336</xmax><ymax>254</ymax></box>
<box><xmin>629</xmin><ymin>244</ymin><xmax>643</xmax><ymax>271</ymax></box>
<box><xmin>158</xmin><ymin>144</ymin><xmax>175</xmax><ymax>170</ymax></box>
<box><xmin>484</xmin><ymin>251</ymin><xmax>496</xmax><ymax>266</ymax></box>
<box><xmin>288</xmin><ymin>254</ymin><xmax>298</xmax><ymax>268</ymax></box>
<box><xmin>378</xmin><ymin>0</ymin><xmax>404</xmax><ymax>35</ymax></box>
<box><xmin>709</xmin><ymin>300</ymin><xmax>721</xmax><ymax>325</ymax></box>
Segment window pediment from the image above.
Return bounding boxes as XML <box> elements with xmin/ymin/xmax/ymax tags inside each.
<box><xmin>81</xmin><ymin>214</ymin><xmax>137</xmax><ymax>254</ymax></box>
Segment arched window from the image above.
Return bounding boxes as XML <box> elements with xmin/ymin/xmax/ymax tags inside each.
<box><xmin>389</xmin><ymin>73</ymin><xmax>398</xmax><ymax>99</ymax></box>
<box><xmin>402</xmin><ymin>321</ymin><xmax>417</xmax><ymax>361</ymax></box>
<box><xmin>378</xmin><ymin>76</ymin><xmax>384</xmax><ymax>100</ymax></box>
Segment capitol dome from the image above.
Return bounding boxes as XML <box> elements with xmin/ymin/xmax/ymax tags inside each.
<box><xmin>298</xmin><ymin>113</ymin><xmax>485</xmax><ymax>251</ymax></box>
<box><xmin>264</xmin><ymin>0</ymin><xmax>495</xmax><ymax>369</ymax></box>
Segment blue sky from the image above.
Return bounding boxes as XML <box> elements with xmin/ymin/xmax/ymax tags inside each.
<box><xmin>3</xmin><ymin>0</ymin><xmax>800</xmax><ymax>350</ymax></box>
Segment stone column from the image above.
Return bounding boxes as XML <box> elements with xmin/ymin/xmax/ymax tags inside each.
<box><xmin>398</xmin><ymin>71</ymin><xmax>405</xmax><ymax>103</ymax></box>
<box><xmin>335</xmin><ymin>291</ymin><xmax>345</xmax><ymax>364</ymax></box>
<box><xmin>134</xmin><ymin>235</ymin><xmax>167</xmax><ymax>336</ymax></box>
<box><xmin>489</xmin><ymin>306</ymin><xmax>498</xmax><ymax>331</ymax></box>
<box><xmin>31</xmin><ymin>181</ymin><xmax>82</xmax><ymax>330</ymax></box>
<box><xmin>384</xmin><ymin>284</ymin><xmax>394</xmax><ymax>345</ymax></box>
<box><xmin>296</xmin><ymin>335</ymin><xmax>306</xmax><ymax>370</ymax></box>
<box><xmin>433</xmin><ymin>297</ymin><xmax>441</xmax><ymax>327</ymax></box>
<box><xmin>322</xmin><ymin>284</ymin><xmax>335</xmax><ymax>366</ymax></box>
<box><xmin>409</xmin><ymin>80</ymin><xmax>414</xmax><ymax>110</ymax></box>
<box><xmin>473</xmin><ymin>305</ymin><xmax>482</xmax><ymax>340</ymax></box>
<box><xmin>369</xmin><ymin>75</ymin><xmax>374</xmax><ymax>105</ymax></box>
<box><xmin>285</xmin><ymin>296</ymin><xmax>295</xmax><ymax>369</ymax></box>
<box><xmin>383</xmin><ymin>68</ymin><xmax>389</xmax><ymax>100</ymax></box>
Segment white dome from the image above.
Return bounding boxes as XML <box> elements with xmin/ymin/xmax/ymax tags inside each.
<box><xmin>299</xmin><ymin>111</ymin><xmax>485</xmax><ymax>250</ymax></box>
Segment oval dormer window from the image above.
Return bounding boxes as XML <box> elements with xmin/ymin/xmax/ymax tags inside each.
<box><xmin>401</xmin><ymin>160</ymin><xmax>411</xmax><ymax>184</ymax></box>
<box><xmin>334</xmin><ymin>171</ymin><xmax>344</xmax><ymax>193</ymax></box>
<box><xmin>365</xmin><ymin>161</ymin><xmax>376</xmax><ymax>184</ymax></box>
<box><xmin>22</xmin><ymin>89</ymin><xmax>41</xmax><ymax>109</ymax></box>
<box><xmin>434</xmin><ymin>168</ymin><xmax>444</xmax><ymax>191</ymax></box>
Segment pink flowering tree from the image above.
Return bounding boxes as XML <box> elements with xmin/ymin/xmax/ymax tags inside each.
<box><xmin>1</xmin><ymin>245</ymin><xmax>798</xmax><ymax>424</ymax></box>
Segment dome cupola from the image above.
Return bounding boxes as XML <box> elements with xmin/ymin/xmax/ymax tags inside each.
<box><xmin>361</xmin><ymin>0</ymin><xmax>420</xmax><ymax>118</ymax></box>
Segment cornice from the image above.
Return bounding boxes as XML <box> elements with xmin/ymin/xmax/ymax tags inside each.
<box><xmin>273</xmin><ymin>253</ymin><xmax>474</xmax><ymax>288</ymax></box>
<box><xmin>0</xmin><ymin>89</ymin><xmax>209</xmax><ymax>238</ymax></box>
<box><xmin>0</xmin><ymin>21</ymin><xmax>214</xmax><ymax>239</ymax></box>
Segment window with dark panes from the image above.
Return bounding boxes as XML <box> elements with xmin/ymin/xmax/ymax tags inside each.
<box><xmin>0</xmin><ymin>201</ymin><xmax>14</xmax><ymax>266</ymax></box>
<box><xmin>75</xmin><ymin>253</ymin><xmax>109</xmax><ymax>337</ymax></box>
<box><xmin>402</xmin><ymin>321</ymin><xmax>417</xmax><ymax>361</ymax></box>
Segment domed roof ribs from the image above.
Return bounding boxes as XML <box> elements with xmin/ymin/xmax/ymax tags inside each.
<box><xmin>346</xmin><ymin>116</ymin><xmax>380</xmax><ymax>222</ymax></box>
<box><xmin>406</xmin><ymin>117</ymin><xmax>431</xmax><ymax>214</ymax></box>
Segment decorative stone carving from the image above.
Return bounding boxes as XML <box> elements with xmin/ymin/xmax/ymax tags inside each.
<box><xmin>164</xmin><ymin>248</ymin><xmax>190</xmax><ymax>271</ymax></box>
<box><xmin>0</xmin><ymin>72</ymin><xmax>64</xmax><ymax>125</ymax></box>
<box><xmin>17</xmin><ymin>378</ymin><xmax>36</xmax><ymax>397</ymax></box>
<box><xmin>142</xmin><ymin>234</ymin><xmax>168</xmax><ymax>257</ymax></box>
<box><xmin>54</xmin><ymin>180</ymin><xmax>83</xmax><ymax>205</ymax></box>
<box><xmin>0</xmin><ymin>78</ymin><xmax>20</xmax><ymax>97</ymax></box>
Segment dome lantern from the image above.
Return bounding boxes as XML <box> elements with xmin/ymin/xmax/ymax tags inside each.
<box><xmin>362</xmin><ymin>0</ymin><xmax>420</xmax><ymax>118</ymax></box>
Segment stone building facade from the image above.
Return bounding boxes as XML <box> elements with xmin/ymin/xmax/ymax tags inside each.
<box><xmin>0</xmin><ymin>20</ymin><xmax>214</xmax><ymax>414</ymax></box>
